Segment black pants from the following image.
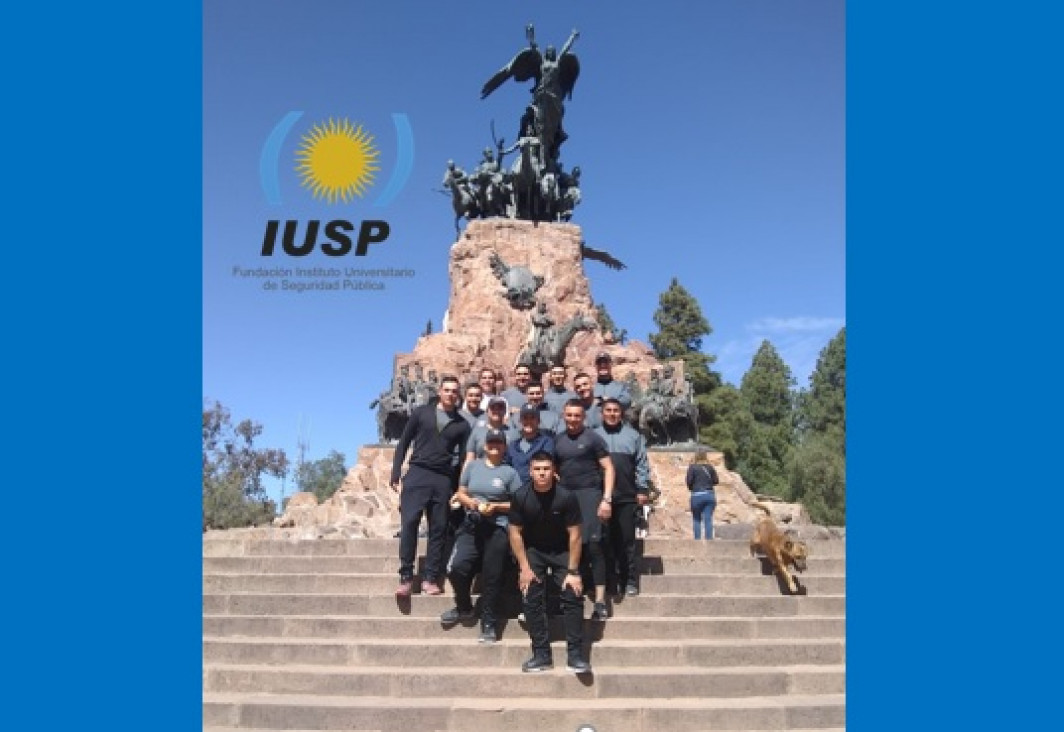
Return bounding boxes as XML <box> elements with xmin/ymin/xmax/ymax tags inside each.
<box><xmin>573</xmin><ymin>488</ymin><xmax>608</xmax><ymax>591</ymax></box>
<box><xmin>524</xmin><ymin>546</ymin><xmax>585</xmax><ymax>660</ymax></box>
<box><xmin>608</xmin><ymin>501</ymin><xmax>641</xmax><ymax>589</ymax></box>
<box><xmin>398</xmin><ymin>465</ymin><xmax>453</xmax><ymax>582</ymax></box>
<box><xmin>446</xmin><ymin>516</ymin><xmax>511</xmax><ymax>626</ymax></box>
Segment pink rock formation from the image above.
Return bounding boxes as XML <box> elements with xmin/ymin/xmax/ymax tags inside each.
<box><xmin>393</xmin><ymin>219</ymin><xmax>675</xmax><ymax>389</ymax></box>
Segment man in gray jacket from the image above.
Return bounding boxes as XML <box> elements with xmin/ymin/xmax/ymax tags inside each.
<box><xmin>594</xmin><ymin>397</ymin><xmax>649</xmax><ymax>597</ymax></box>
<box><xmin>591</xmin><ymin>352</ymin><xmax>632</xmax><ymax>410</ymax></box>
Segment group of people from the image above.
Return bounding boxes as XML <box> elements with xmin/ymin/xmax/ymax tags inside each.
<box><xmin>390</xmin><ymin>352</ymin><xmax>647</xmax><ymax>674</ymax></box>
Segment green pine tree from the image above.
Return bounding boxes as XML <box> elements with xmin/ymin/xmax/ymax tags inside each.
<box><xmin>594</xmin><ymin>301</ymin><xmax>628</xmax><ymax>344</ymax></box>
<box><xmin>804</xmin><ymin>327</ymin><xmax>846</xmax><ymax>443</ymax></box>
<box><xmin>648</xmin><ymin>278</ymin><xmax>721</xmax><ymax>393</ymax></box>
<box><xmin>696</xmin><ymin>384</ymin><xmax>746</xmax><ymax>469</ymax></box>
<box><xmin>740</xmin><ymin>340</ymin><xmax>796</xmax><ymax>427</ymax></box>
<box><xmin>789</xmin><ymin>327</ymin><xmax>846</xmax><ymax>525</ymax></box>
<box><xmin>736</xmin><ymin>341</ymin><xmax>796</xmax><ymax>497</ymax></box>
<box><xmin>788</xmin><ymin>435</ymin><xmax>845</xmax><ymax>526</ymax></box>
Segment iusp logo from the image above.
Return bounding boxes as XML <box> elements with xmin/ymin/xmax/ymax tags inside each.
<box><xmin>295</xmin><ymin>118</ymin><xmax>380</xmax><ymax>203</ymax></box>
<box><xmin>259</xmin><ymin>111</ymin><xmax>414</xmax><ymax>257</ymax></box>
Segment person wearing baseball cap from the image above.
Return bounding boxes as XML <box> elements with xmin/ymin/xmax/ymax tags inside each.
<box><xmin>505</xmin><ymin>403</ymin><xmax>557</xmax><ymax>485</ymax></box>
<box><xmin>442</xmin><ymin>427</ymin><xmax>521</xmax><ymax>644</ymax></box>
<box><xmin>464</xmin><ymin>395</ymin><xmax>513</xmax><ymax>463</ymax></box>
<box><xmin>592</xmin><ymin>352</ymin><xmax>632</xmax><ymax>410</ymax></box>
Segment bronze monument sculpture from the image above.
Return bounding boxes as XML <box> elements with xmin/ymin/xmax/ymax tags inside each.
<box><xmin>444</xmin><ymin>25</ymin><xmax>584</xmax><ymax>224</ymax></box>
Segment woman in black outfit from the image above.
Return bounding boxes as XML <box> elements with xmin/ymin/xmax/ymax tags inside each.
<box><xmin>686</xmin><ymin>451</ymin><xmax>719</xmax><ymax>540</ymax></box>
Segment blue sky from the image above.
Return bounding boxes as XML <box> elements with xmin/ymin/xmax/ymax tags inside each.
<box><xmin>203</xmin><ymin>0</ymin><xmax>844</xmax><ymax>489</ymax></box>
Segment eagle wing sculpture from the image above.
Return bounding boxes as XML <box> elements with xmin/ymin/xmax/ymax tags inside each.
<box><xmin>580</xmin><ymin>241</ymin><xmax>627</xmax><ymax>271</ymax></box>
<box><xmin>559</xmin><ymin>54</ymin><xmax>580</xmax><ymax>100</ymax></box>
<box><xmin>481</xmin><ymin>47</ymin><xmax>542</xmax><ymax>100</ymax></box>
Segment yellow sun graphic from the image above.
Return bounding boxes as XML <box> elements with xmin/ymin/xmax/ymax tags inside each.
<box><xmin>295</xmin><ymin>118</ymin><xmax>380</xmax><ymax>203</ymax></box>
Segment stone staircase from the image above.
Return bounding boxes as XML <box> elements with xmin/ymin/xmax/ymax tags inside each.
<box><xmin>203</xmin><ymin>533</ymin><xmax>845</xmax><ymax>732</ymax></box>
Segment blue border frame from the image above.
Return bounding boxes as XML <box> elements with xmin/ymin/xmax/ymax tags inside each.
<box><xmin>7</xmin><ymin>3</ymin><xmax>201</xmax><ymax>729</ymax></box>
<box><xmin>850</xmin><ymin>1</ymin><xmax>1060</xmax><ymax>729</ymax></box>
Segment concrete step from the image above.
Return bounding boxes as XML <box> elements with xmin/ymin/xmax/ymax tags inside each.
<box><xmin>204</xmin><ymin>554</ymin><xmax>847</xmax><ymax>575</ymax></box>
<box><xmin>203</xmin><ymin>613</ymin><xmax>846</xmax><ymax>641</ymax></box>
<box><xmin>202</xmin><ymin>572</ymin><xmax>845</xmax><ymax>596</ymax></box>
<box><xmin>640</xmin><ymin>573</ymin><xmax>843</xmax><ymax>594</ymax></box>
<box><xmin>203</xmin><ymin>692</ymin><xmax>846</xmax><ymax>731</ymax></box>
<box><xmin>205</xmin><ymin>729</ymin><xmax>845</xmax><ymax>732</ymax></box>
<box><xmin>205</xmin><ymin>729</ymin><xmax>383</xmax><ymax>732</ymax></box>
<box><xmin>204</xmin><ymin>592</ymin><xmax>845</xmax><ymax>618</ymax></box>
<box><xmin>643</xmin><ymin>555</ymin><xmax>845</xmax><ymax>575</ymax></box>
<box><xmin>203</xmin><ymin>637</ymin><xmax>845</xmax><ymax>669</ymax></box>
<box><xmin>204</xmin><ymin>662</ymin><xmax>845</xmax><ymax>698</ymax></box>
<box><xmin>203</xmin><ymin>537</ymin><xmax>846</xmax><ymax>559</ymax></box>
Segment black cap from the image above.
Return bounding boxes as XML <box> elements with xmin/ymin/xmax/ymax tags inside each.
<box><xmin>519</xmin><ymin>404</ymin><xmax>541</xmax><ymax>419</ymax></box>
<box><xmin>485</xmin><ymin>428</ymin><xmax>508</xmax><ymax>444</ymax></box>
<box><xmin>595</xmin><ymin>352</ymin><xmax>612</xmax><ymax>363</ymax></box>
<box><xmin>487</xmin><ymin>396</ymin><xmax>508</xmax><ymax>410</ymax></box>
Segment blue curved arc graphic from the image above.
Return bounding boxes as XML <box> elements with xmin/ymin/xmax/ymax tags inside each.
<box><xmin>373</xmin><ymin>113</ymin><xmax>414</xmax><ymax>208</ymax></box>
<box><xmin>259</xmin><ymin>111</ymin><xmax>304</xmax><ymax>205</ymax></box>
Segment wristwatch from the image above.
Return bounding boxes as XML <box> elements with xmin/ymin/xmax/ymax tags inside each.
<box><xmin>601</xmin><ymin>496</ymin><xmax>612</xmax><ymax>504</ymax></box>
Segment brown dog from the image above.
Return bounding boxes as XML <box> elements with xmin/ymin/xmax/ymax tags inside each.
<box><xmin>749</xmin><ymin>502</ymin><xmax>810</xmax><ymax>594</ymax></box>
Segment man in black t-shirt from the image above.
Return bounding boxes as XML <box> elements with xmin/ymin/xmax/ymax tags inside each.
<box><xmin>508</xmin><ymin>451</ymin><xmax>591</xmax><ymax>674</ymax></box>
<box><xmin>553</xmin><ymin>398</ymin><xmax>615</xmax><ymax>622</ymax></box>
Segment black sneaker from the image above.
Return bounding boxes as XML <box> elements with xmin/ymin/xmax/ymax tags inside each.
<box><xmin>591</xmin><ymin>602</ymin><xmax>609</xmax><ymax>621</ymax></box>
<box><xmin>521</xmin><ymin>655</ymin><xmax>553</xmax><ymax>673</ymax></box>
<box><xmin>566</xmin><ymin>656</ymin><xmax>592</xmax><ymax>674</ymax></box>
<box><xmin>440</xmin><ymin>607</ymin><xmax>475</xmax><ymax>624</ymax></box>
<box><xmin>478</xmin><ymin>624</ymin><xmax>497</xmax><ymax>644</ymax></box>
<box><xmin>625</xmin><ymin>582</ymin><xmax>640</xmax><ymax>597</ymax></box>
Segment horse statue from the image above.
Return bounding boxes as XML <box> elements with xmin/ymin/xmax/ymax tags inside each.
<box><xmin>665</xmin><ymin>396</ymin><xmax>700</xmax><ymax>444</ymax></box>
<box><xmin>539</xmin><ymin>171</ymin><xmax>560</xmax><ymax>221</ymax></box>
<box><xmin>630</xmin><ymin>389</ymin><xmax>700</xmax><ymax>446</ymax></box>
<box><xmin>635</xmin><ymin>397</ymin><xmax>670</xmax><ymax>446</ymax></box>
<box><xmin>442</xmin><ymin>161</ymin><xmax>478</xmax><ymax>235</ymax></box>
<box><xmin>518</xmin><ymin>310</ymin><xmax>597</xmax><ymax>372</ymax></box>
<box><xmin>508</xmin><ymin>135</ymin><xmax>547</xmax><ymax>220</ymax></box>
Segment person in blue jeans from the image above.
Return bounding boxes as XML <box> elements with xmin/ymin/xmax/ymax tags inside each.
<box><xmin>686</xmin><ymin>451</ymin><xmax>719</xmax><ymax>540</ymax></box>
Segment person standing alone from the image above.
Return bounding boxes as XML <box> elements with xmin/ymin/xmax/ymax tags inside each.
<box><xmin>686</xmin><ymin>450</ymin><xmax>719</xmax><ymax>540</ymax></box>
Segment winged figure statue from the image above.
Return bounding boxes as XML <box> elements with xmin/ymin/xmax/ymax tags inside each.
<box><xmin>481</xmin><ymin>26</ymin><xmax>580</xmax><ymax>166</ymax></box>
